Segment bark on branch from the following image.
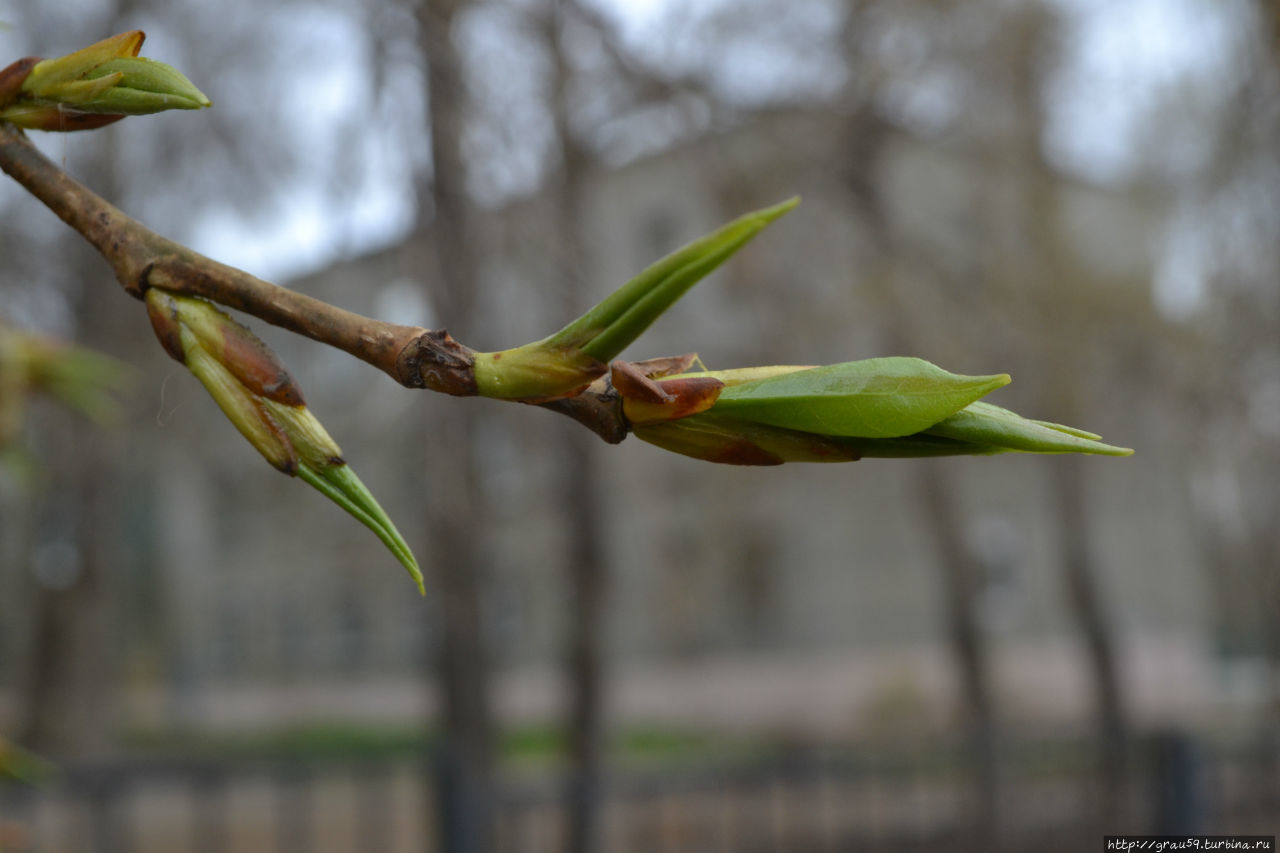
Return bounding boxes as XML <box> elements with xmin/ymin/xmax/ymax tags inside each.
<box><xmin>0</xmin><ymin>121</ymin><xmax>628</xmax><ymax>443</ymax></box>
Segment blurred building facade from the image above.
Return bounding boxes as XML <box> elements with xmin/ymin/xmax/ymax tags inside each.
<box><xmin>0</xmin><ymin>107</ymin><xmax>1218</xmax><ymax>736</ymax></box>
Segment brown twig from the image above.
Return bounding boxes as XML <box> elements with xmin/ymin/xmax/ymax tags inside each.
<box><xmin>0</xmin><ymin>120</ymin><xmax>628</xmax><ymax>442</ymax></box>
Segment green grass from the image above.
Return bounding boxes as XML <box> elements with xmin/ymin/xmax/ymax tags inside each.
<box><xmin>123</xmin><ymin>722</ymin><xmax>764</xmax><ymax>767</ymax></box>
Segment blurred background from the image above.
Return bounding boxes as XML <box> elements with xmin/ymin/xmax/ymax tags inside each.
<box><xmin>1</xmin><ymin>0</ymin><xmax>1278</xmax><ymax>850</ymax></box>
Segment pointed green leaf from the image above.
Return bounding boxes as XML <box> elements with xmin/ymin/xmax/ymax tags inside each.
<box><xmin>709</xmin><ymin>357</ymin><xmax>1010</xmax><ymax>438</ymax></box>
<box><xmin>925</xmin><ymin>401</ymin><xmax>1133</xmax><ymax>456</ymax></box>
<box><xmin>296</xmin><ymin>463</ymin><xmax>424</xmax><ymax>595</ymax></box>
<box><xmin>546</xmin><ymin>197</ymin><xmax>799</xmax><ymax>361</ymax></box>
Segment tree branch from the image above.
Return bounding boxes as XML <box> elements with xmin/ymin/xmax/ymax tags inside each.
<box><xmin>0</xmin><ymin>120</ymin><xmax>628</xmax><ymax>442</ymax></box>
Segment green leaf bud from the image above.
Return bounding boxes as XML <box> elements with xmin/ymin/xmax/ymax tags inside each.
<box><xmin>621</xmin><ymin>357</ymin><xmax>1131</xmax><ymax>464</ymax></box>
<box><xmin>1</xmin><ymin>30</ymin><xmax>209</xmax><ymax>130</ymax></box>
<box><xmin>144</xmin><ymin>288</ymin><xmax>423</xmax><ymax>592</ymax></box>
<box><xmin>75</xmin><ymin>57</ymin><xmax>212</xmax><ymax>113</ymax></box>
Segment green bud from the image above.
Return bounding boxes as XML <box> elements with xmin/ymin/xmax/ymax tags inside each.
<box><xmin>144</xmin><ymin>289</ymin><xmax>423</xmax><ymax>593</ymax></box>
<box><xmin>1</xmin><ymin>30</ymin><xmax>209</xmax><ymax>130</ymax></box>
<box><xmin>75</xmin><ymin>57</ymin><xmax>212</xmax><ymax>113</ymax></box>
<box><xmin>173</xmin><ymin>324</ymin><xmax>299</xmax><ymax>472</ymax></box>
<box><xmin>620</xmin><ymin>357</ymin><xmax>1132</xmax><ymax>464</ymax></box>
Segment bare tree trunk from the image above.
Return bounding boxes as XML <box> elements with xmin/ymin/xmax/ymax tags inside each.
<box><xmin>426</xmin><ymin>411</ymin><xmax>494</xmax><ymax>853</ymax></box>
<box><xmin>18</xmin><ymin>434</ymin><xmax>115</xmax><ymax>757</ymax></box>
<box><xmin>17</xmin><ymin>87</ymin><xmax>135</xmax><ymax>757</ymax></box>
<box><xmin>1005</xmin><ymin>5</ymin><xmax>1131</xmax><ymax>816</ymax></box>
<box><xmin>560</xmin><ymin>446</ymin><xmax>607</xmax><ymax>853</ymax></box>
<box><xmin>1050</xmin><ymin>456</ymin><xmax>1126</xmax><ymax>822</ymax></box>
<box><xmin>417</xmin><ymin>2</ymin><xmax>495</xmax><ymax>850</ymax></box>
<box><xmin>834</xmin><ymin>60</ymin><xmax>1003</xmax><ymax>838</ymax></box>
<box><xmin>1243</xmin><ymin>0</ymin><xmax>1280</xmax><ymax>737</ymax></box>
<box><xmin>543</xmin><ymin>5</ymin><xmax>610</xmax><ymax>851</ymax></box>
<box><xmin>915</xmin><ymin>467</ymin><xmax>1001</xmax><ymax>845</ymax></box>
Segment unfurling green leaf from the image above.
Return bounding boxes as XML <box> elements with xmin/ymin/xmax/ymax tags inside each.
<box><xmin>568</xmin><ymin>197</ymin><xmax>799</xmax><ymax>362</ymax></box>
<box><xmin>144</xmin><ymin>288</ymin><xmax>422</xmax><ymax>592</ymax></box>
<box><xmin>707</xmin><ymin>357</ymin><xmax>1011</xmax><ymax>438</ymax></box>
<box><xmin>296</xmin><ymin>463</ymin><xmax>422</xmax><ymax>593</ymax></box>
<box><xmin>621</xmin><ymin>357</ymin><xmax>1130</xmax><ymax>465</ymax></box>
<box><xmin>472</xmin><ymin>198</ymin><xmax>798</xmax><ymax>401</ymax></box>
<box><xmin>924</xmin><ymin>401</ymin><xmax>1132</xmax><ymax>456</ymax></box>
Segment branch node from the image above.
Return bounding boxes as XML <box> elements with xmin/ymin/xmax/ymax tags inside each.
<box><xmin>397</xmin><ymin>329</ymin><xmax>477</xmax><ymax>395</ymax></box>
<box><xmin>543</xmin><ymin>381</ymin><xmax>628</xmax><ymax>445</ymax></box>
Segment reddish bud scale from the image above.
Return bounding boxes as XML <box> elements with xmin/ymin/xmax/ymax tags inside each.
<box><xmin>620</xmin><ymin>375</ymin><xmax>725</xmax><ymax>426</ymax></box>
<box><xmin>633</xmin><ymin>414</ymin><xmax>868</xmax><ymax>466</ymax></box>
<box><xmin>705</xmin><ymin>439</ymin><xmax>784</xmax><ymax>466</ymax></box>
<box><xmin>216</xmin><ymin>321</ymin><xmax>304</xmax><ymax>406</ymax></box>
<box><xmin>611</xmin><ymin>359</ymin><xmax>725</xmax><ymax>427</ymax></box>
<box><xmin>0</xmin><ymin>58</ymin><xmax>39</xmax><ymax>109</ymax></box>
<box><xmin>250</xmin><ymin>399</ymin><xmax>296</xmax><ymax>475</ymax></box>
<box><xmin>0</xmin><ymin>105</ymin><xmax>125</xmax><ymax>131</ymax></box>
<box><xmin>627</xmin><ymin>353</ymin><xmax>700</xmax><ymax>379</ymax></box>
<box><xmin>144</xmin><ymin>293</ymin><xmax>188</xmax><ymax>364</ymax></box>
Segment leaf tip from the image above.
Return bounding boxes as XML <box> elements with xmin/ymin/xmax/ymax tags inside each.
<box><xmin>760</xmin><ymin>195</ymin><xmax>801</xmax><ymax>221</ymax></box>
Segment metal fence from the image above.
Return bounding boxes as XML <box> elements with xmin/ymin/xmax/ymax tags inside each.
<box><xmin>2</xmin><ymin>731</ymin><xmax>1277</xmax><ymax>853</ymax></box>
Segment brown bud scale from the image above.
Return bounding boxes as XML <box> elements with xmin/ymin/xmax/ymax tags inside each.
<box><xmin>217</xmin><ymin>321</ymin><xmax>304</xmax><ymax>406</ymax></box>
<box><xmin>0</xmin><ymin>58</ymin><xmax>39</xmax><ymax>109</ymax></box>
<box><xmin>144</xmin><ymin>293</ymin><xmax>187</xmax><ymax>364</ymax></box>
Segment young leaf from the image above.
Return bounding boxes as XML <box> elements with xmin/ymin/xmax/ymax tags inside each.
<box><xmin>295</xmin><ymin>463</ymin><xmax>423</xmax><ymax>595</ymax></box>
<box><xmin>471</xmin><ymin>199</ymin><xmax>797</xmax><ymax>401</ymax></box>
<box><xmin>550</xmin><ymin>197</ymin><xmax>799</xmax><ymax>361</ymax></box>
<box><xmin>925</xmin><ymin>400</ymin><xmax>1133</xmax><ymax>456</ymax></box>
<box><xmin>709</xmin><ymin>357</ymin><xmax>1010</xmax><ymax>438</ymax></box>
